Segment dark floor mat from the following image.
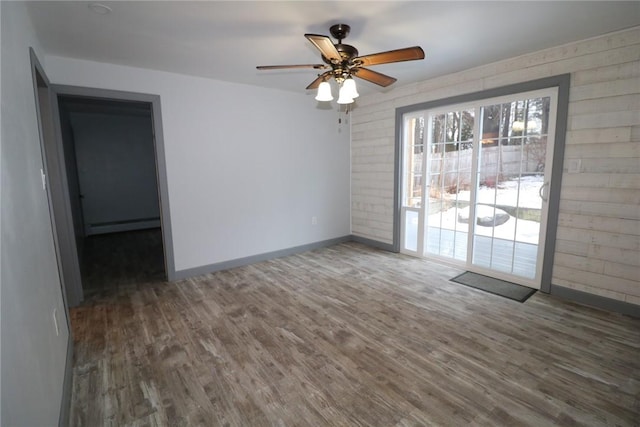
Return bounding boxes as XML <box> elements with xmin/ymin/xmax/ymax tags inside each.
<box><xmin>451</xmin><ymin>271</ymin><xmax>536</xmax><ymax>302</ymax></box>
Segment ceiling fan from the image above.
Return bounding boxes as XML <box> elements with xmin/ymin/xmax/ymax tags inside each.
<box><xmin>256</xmin><ymin>24</ymin><xmax>425</xmax><ymax>104</ymax></box>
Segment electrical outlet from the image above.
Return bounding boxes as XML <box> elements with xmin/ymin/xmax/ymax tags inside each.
<box><xmin>53</xmin><ymin>308</ymin><xmax>60</xmax><ymax>336</ymax></box>
<box><xmin>311</xmin><ymin>216</ymin><xmax>318</xmax><ymax>226</ymax></box>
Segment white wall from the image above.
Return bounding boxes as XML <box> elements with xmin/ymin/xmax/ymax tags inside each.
<box><xmin>0</xmin><ymin>2</ymin><xmax>70</xmax><ymax>425</ymax></box>
<box><xmin>351</xmin><ymin>27</ymin><xmax>640</xmax><ymax>305</ymax></box>
<box><xmin>45</xmin><ymin>56</ymin><xmax>351</xmax><ymax>272</ymax></box>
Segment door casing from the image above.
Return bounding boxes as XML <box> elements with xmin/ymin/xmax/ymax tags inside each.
<box><xmin>51</xmin><ymin>85</ymin><xmax>177</xmax><ymax>286</ymax></box>
<box><xmin>29</xmin><ymin>62</ymin><xmax>177</xmax><ymax>308</ymax></box>
<box><xmin>30</xmin><ymin>48</ymin><xmax>82</xmax><ymax>308</ymax></box>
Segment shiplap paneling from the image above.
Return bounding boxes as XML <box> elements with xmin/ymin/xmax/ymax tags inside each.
<box><xmin>560</xmin><ymin>188</ymin><xmax>640</xmax><ymax>205</ymax></box>
<box><xmin>564</xmin><ymin>142</ymin><xmax>640</xmax><ymax>158</ymax></box>
<box><xmin>568</xmin><ymin>94</ymin><xmax>640</xmax><ymax>115</ymax></box>
<box><xmin>559</xmin><ymin>200</ymin><xmax>640</xmax><ymax>220</ymax></box>
<box><xmin>577</xmin><ymin>158</ymin><xmax>639</xmax><ymax>174</ymax></box>
<box><xmin>569</xmin><ymin>110</ymin><xmax>639</xmax><ymax>130</ymax></box>
<box><xmin>558</xmin><ymin>212</ymin><xmax>640</xmax><ymax>234</ymax></box>
<box><xmin>566</xmin><ymin>127</ymin><xmax>632</xmax><ymax>144</ymax></box>
<box><xmin>571</xmin><ymin>60</ymin><xmax>640</xmax><ymax>86</ymax></box>
<box><xmin>569</xmin><ymin>77</ymin><xmax>640</xmax><ymax>101</ymax></box>
<box><xmin>552</xmin><ymin>265</ymin><xmax>639</xmax><ymax>298</ymax></box>
<box><xmin>589</xmin><ymin>244</ymin><xmax>640</xmax><ymax>267</ymax></box>
<box><xmin>351</xmin><ymin>26</ymin><xmax>640</xmax><ymax>305</ymax></box>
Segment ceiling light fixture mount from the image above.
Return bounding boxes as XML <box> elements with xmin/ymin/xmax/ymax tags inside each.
<box><xmin>257</xmin><ymin>23</ymin><xmax>425</xmax><ymax>106</ymax></box>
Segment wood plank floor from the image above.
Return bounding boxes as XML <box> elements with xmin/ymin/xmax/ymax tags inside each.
<box><xmin>69</xmin><ymin>241</ymin><xmax>640</xmax><ymax>426</ymax></box>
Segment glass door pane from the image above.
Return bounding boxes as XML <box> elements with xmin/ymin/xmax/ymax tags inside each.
<box><xmin>425</xmin><ymin>109</ymin><xmax>474</xmax><ymax>261</ymax></box>
<box><xmin>472</xmin><ymin>96</ymin><xmax>551</xmax><ymax>280</ymax></box>
<box><xmin>400</xmin><ymin>115</ymin><xmax>424</xmax><ymax>254</ymax></box>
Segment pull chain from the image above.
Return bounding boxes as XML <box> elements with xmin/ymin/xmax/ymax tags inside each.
<box><xmin>338</xmin><ymin>104</ymin><xmax>351</xmax><ymax>124</ymax></box>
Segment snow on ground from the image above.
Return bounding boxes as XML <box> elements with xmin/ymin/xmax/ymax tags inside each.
<box><xmin>456</xmin><ymin>175</ymin><xmax>544</xmax><ymax>209</ymax></box>
<box><xmin>428</xmin><ymin>208</ymin><xmax>540</xmax><ymax>243</ymax></box>
<box><xmin>427</xmin><ymin>175</ymin><xmax>544</xmax><ymax>243</ymax></box>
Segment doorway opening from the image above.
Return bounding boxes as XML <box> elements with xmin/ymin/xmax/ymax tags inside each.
<box><xmin>56</xmin><ymin>95</ymin><xmax>169</xmax><ymax>297</ymax></box>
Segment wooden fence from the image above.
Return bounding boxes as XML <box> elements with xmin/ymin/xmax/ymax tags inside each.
<box><xmin>427</xmin><ymin>144</ymin><xmax>545</xmax><ymax>192</ymax></box>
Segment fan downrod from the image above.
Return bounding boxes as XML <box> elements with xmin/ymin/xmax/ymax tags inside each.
<box><xmin>330</xmin><ymin>24</ymin><xmax>350</xmax><ymax>42</ymax></box>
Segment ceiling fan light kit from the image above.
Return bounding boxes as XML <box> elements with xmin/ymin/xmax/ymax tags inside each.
<box><xmin>317</xmin><ymin>75</ymin><xmax>359</xmax><ymax>105</ymax></box>
<box><xmin>257</xmin><ymin>23</ymin><xmax>425</xmax><ymax>106</ymax></box>
<box><xmin>342</xmin><ymin>78</ymin><xmax>359</xmax><ymax>99</ymax></box>
<box><xmin>315</xmin><ymin>81</ymin><xmax>334</xmax><ymax>101</ymax></box>
<box><xmin>337</xmin><ymin>85</ymin><xmax>355</xmax><ymax>105</ymax></box>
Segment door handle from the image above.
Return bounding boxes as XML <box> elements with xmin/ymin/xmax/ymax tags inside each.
<box><xmin>539</xmin><ymin>182</ymin><xmax>549</xmax><ymax>202</ymax></box>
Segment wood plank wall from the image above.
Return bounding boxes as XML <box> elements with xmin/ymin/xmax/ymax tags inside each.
<box><xmin>351</xmin><ymin>27</ymin><xmax>640</xmax><ymax>305</ymax></box>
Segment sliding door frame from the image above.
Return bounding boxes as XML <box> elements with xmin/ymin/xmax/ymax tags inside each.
<box><xmin>394</xmin><ymin>75</ymin><xmax>570</xmax><ymax>293</ymax></box>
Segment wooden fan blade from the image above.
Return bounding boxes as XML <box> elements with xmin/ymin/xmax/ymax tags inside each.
<box><xmin>354</xmin><ymin>46</ymin><xmax>425</xmax><ymax>67</ymax></box>
<box><xmin>306</xmin><ymin>71</ymin><xmax>332</xmax><ymax>90</ymax></box>
<box><xmin>352</xmin><ymin>67</ymin><xmax>397</xmax><ymax>87</ymax></box>
<box><xmin>305</xmin><ymin>34</ymin><xmax>341</xmax><ymax>62</ymax></box>
<box><xmin>257</xmin><ymin>64</ymin><xmax>328</xmax><ymax>70</ymax></box>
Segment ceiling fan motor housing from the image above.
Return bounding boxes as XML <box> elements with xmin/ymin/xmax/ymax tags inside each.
<box><xmin>329</xmin><ymin>24</ymin><xmax>350</xmax><ymax>41</ymax></box>
<box><xmin>322</xmin><ymin>43</ymin><xmax>358</xmax><ymax>63</ymax></box>
<box><xmin>323</xmin><ymin>25</ymin><xmax>360</xmax><ymax>80</ymax></box>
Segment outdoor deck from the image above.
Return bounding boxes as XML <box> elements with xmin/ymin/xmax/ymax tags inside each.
<box><xmin>425</xmin><ymin>228</ymin><xmax>537</xmax><ymax>278</ymax></box>
<box><xmin>420</xmin><ymin>228</ymin><xmax>538</xmax><ymax>281</ymax></box>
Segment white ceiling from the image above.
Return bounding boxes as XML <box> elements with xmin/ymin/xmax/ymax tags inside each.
<box><xmin>27</xmin><ymin>1</ymin><xmax>640</xmax><ymax>96</ymax></box>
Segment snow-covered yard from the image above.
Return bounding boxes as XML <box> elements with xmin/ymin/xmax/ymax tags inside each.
<box><xmin>456</xmin><ymin>175</ymin><xmax>544</xmax><ymax>210</ymax></box>
<box><xmin>428</xmin><ymin>175</ymin><xmax>543</xmax><ymax>244</ymax></box>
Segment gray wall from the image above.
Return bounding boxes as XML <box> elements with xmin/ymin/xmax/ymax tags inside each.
<box><xmin>0</xmin><ymin>2</ymin><xmax>71</xmax><ymax>426</ymax></box>
<box><xmin>58</xmin><ymin>103</ymin><xmax>85</xmax><ymax>258</ymax></box>
<box><xmin>68</xmin><ymin>110</ymin><xmax>160</xmax><ymax>235</ymax></box>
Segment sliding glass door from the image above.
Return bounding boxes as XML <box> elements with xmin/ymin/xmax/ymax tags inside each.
<box><xmin>424</xmin><ymin>108</ymin><xmax>475</xmax><ymax>262</ymax></box>
<box><xmin>400</xmin><ymin>88</ymin><xmax>557</xmax><ymax>288</ymax></box>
